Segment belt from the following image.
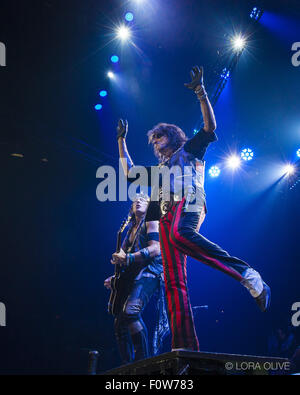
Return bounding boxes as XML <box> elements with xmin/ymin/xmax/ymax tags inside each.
<box><xmin>159</xmin><ymin>192</ymin><xmax>181</xmax><ymax>216</ymax></box>
<box><xmin>160</xmin><ymin>186</ymin><xmax>206</xmax><ymax>217</ymax></box>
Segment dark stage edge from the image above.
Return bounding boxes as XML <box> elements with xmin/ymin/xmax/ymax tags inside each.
<box><xmin>102</xmin><ymin>350</ymin><xmax>289</xmax><ymax>375</ymax></box>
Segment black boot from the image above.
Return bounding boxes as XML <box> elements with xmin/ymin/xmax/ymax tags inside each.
<box><xmin>114</xmin><ymin>317</ymin><xmax>134</xmax><ymax>365</ymax></box>
<box><xmin>115</xmin><ymin>331</ymin><xmax>133</xmax><ymax>365</ymax></box>
<box><xmin>131</xmin><ymin>328</ymin><xmax>149</xmax><ymax>361</ymax></box>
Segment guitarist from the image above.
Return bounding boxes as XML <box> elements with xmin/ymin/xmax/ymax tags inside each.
<box><xmin>104</xmin><ymin>193</ymin><xmax>168</xmax><ymax>364</ymax></box>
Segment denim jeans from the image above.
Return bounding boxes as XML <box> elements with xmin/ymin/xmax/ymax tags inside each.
<box><xmin>114</xmin><ymin>273</ymin><xmax>160</xmax><ymax>364</ymax></box>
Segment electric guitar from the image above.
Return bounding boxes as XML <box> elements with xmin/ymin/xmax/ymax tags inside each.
<box><xmin>107</xmin><ymin>213</ymin><xmax>132</xmax><ymax>315</ymax></box>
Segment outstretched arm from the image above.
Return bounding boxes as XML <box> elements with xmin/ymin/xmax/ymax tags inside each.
<box><xmin>184</xmin><ymin>66</ymin><xmax>217</xmax><ymax>133</ymax></box>
<box><xmin>117</xmin><ymin>119</ymin><xmax>134</xmax><ymax>176</ymax></box>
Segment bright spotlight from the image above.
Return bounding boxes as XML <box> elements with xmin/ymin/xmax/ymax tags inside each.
<box><xmin>99</xmin><ymin>90</ymin><xmax>107</xmax><ymax>97</ymax></box>
<box><xmin>116</xmin><ymin>25</ymin><xmax>131</xmax><ymax>41</ymax></box>
<box><xmin>110</xmin><ymin>55</ymin><xmax>119</xmax><ymax>63</ymax></box>
<box><xmin>296</xmin><ymin>148</ymin><xmax>300</xmax><ymax>158</ymax></box>
<box><xmin>107</xmin><ymin>71</ymin><xmax>115</xmax><ymax>79</ymax></box>
<box><xmin>95</xmin><ymin>104</ymin><xmax>102</xmax><ymax>111</ymax></box>
<box><xmin>209</xmin><ymin>166</ymin><xmax>221</xmax><ymax>178</ymax></box>
<box><xmin>241</xmin><ymin>148</ymin><xmax>254</xmax><ymax>161</ymax></box>
<box><xmin>283</xmin><ymin>164</ymin><xmax>295</xmax><ymax>176</ymax></box>
<box><xmin>227</xmin><ymin>155</ymin><xmax>241</xmax><ymax>169</ymax></box>
<box><xmin>125</xmin><ymin>12</ymin><xmax>134</xmax><ymax>22</ymax></box>
<box><xmin>232</xmin><ymin>35</ymin><xmax>246</xmax><ymax>51</ymax></box>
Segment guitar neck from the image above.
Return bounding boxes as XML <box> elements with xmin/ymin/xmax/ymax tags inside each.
<box><xmin>116</xmin><ymin>231</ymin><xmax>122</xmax><ymax>254</ymax></box>
<box><xmin>113</xmin><ymin>212</ymin><xmax>132</xmax><ymax>274</ymax></box>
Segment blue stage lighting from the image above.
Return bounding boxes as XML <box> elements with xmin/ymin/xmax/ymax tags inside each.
<box><xmin>110</xmin><ymin>55</ymin><xmax>119</xmax><ymax>63</ymax></box>
<box><xmin>209</xmin><ymin>166</ymin><xmax>221</xmax><ymax>178</ymax></box>
<box><xmin>250</xmin><ymin>7</ymin><xmax>263</xmax><ymax>21</ymax></box>
<box><xmin>220</xmin><ymin>68</ymin><xmax>230</xmax><ymax>81</ymax></box>
<box><xmin>99</xmin><ymin>90</ymin><xmax>107</xmax><ymax>97</ymax></box>
<box><xmin>95</xmin><ymin>104</ymin><xmax>102</xmax><ymax>111</ymax></box>
<box><xmin>297</xmin><ymin>148</ymin><xmax>300</xmax><ymax>158</ymax></box>
<box><xmin>125</xmin><ymin>12</ymin><xmax>134</xmax><ymax>22</ymax></box>
<box><xmin>241</xmin><ymin>148</ymin><xmax>254</xmax><ymax>161</ymax></box>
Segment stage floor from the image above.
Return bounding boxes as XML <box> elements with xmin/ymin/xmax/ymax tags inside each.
<box><xmin>102</xmin><ymin>350</ymin><xmax>290</xmax><ymax>375</ymax></box>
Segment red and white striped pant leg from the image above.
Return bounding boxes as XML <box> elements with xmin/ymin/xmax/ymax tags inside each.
<box><xmin>159</xmin><ymin>207</ymin><xmax>199</xmax><ymax>351</ymax></box>
<box><xmin>170</xmin><ymin>199</ymin><xmax>248</xmax><ymax>282</ymax></box>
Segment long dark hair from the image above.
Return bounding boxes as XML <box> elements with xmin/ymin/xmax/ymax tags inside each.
<box><xmin>147</xmin><ymin>123</ymin><xmax>188</xmax><ymax>162</ymax></box>
<box><xmin>122</xmin><ymin>193</ymin><xmax>150</xmax><ymax>252</ymax></box>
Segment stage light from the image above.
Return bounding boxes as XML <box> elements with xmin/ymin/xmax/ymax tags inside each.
<box><xmin>283</xmin><ymin>164</ymin><xmax>295</xmax><ymax>175</ymax></box>
<box><xmin>125</xmin><ymin>12</ymin><xmax>134</xmax><ymax>22</ymax></box>
<box><xmin>116</xmin><ymin>25</ymin><xmax>131</xmax><ymax>41</ymax></box>
<box><xmin>107</xmin><ymin>71</ymin><xmax>115</xmax><ymax>79</ymax></box>
<box><xmin>11</xmin><ymin>153</ymin><xmax>24</xmax><ymax>158</ymax></box>
<box><xmin>296</xmin><ymin>148</ymin><xmax>300</xmax><ymax>158</ymax></box>
<box><xmin>110</xmin><ymin>55</ymin><xmax>119</xmax><ymax>63</ymax></box>
<box><xmin>232</xmin><ymin>35</ymin><xmax>246</xmax><ymax>51</ymax></box>
<box><xmin>220</xmin><ymin>68</ymin><xmax>230</xmax><ymax>80</ymax></box>
<box><xmin>250</xmin><ymin>7</ymin><xmax>263</xmax><ymax>21</ymax></box>
<box><xmin>226</xmin><ymin>155</ymin><xmax>241</xmax><ymax>169</ymax></box>
<box><xmin>209</xmin><ymin>166</ymin><xmax>221</xmax><ymax>178</ymax></box>
<box><xmin>99</xmin><ymin>90</ymin><xmax>107</xmax><ymax>97</ymax></box>
<box><xmin>95</xmin><ymin>104</ymin><xmax>102</xmax><ymax>111</ymax></box>
<box><xmin>241</xmin><ymin>148</ymin><xmax>254</xmax><ymax>161</ymax></box>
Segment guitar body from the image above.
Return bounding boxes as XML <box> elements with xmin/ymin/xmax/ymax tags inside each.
<box><xmin>108</xmin><ymin>213</ymin><xmax>140</xmax><ymax>316</ymax></box>
<box><xmin>108</xmin><ymin>274</ymin><xmax>122</xmax><ymax>316</ymax></box>
<box><xmin>108</xmin><ymin>266</ymin><xmax>138</xmax><ymax>316</ymax></box>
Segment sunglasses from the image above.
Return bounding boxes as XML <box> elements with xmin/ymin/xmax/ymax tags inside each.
<box><xmin>151</xmin><ymin>131</ymin><xmax>165</xmax><ymax>141</ymax></box>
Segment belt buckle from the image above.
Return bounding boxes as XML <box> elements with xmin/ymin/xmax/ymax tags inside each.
<box><xmin>160</xmin><ymin>200</ymin><xmax>170</xmax><ymax>216</ymax></box>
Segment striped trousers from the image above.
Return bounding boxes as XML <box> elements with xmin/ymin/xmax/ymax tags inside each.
<box><xmin>159</xmin><ymin>198</ymin><xmax>251</xmax><ymax>351</ymax></box>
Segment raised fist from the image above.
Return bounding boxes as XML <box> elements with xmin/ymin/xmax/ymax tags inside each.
<box><xmin>184</xmin><ymin>66</ymin><xmax>204</xmax><ymax>91</ymax></box>
<box><xmin>117</xmin><ymin>119</ymin><xmax>128</xmax><ymax>140</ymax></box>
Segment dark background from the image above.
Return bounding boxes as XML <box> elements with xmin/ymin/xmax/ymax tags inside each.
<box><xmin>0</xmin><ymin>0</ymin><xmax>299</xmax><ymax>374</ymax></box>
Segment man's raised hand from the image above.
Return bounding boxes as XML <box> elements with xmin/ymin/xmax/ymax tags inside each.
<box><xmin>117</xmin><ymin>119</ymin><xmax>128</xmax><ymax>140</ymax></box>
<box><xmin>184</xmin><ymin>66</ymin><xmax>204</xmax><ymax>91</ymax></box>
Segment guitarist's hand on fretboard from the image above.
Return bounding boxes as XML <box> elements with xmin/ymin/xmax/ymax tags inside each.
<box><xmin>111</xmin><ymin>248</ymin><xmax>127</xmax><ymax>266</ymax></box>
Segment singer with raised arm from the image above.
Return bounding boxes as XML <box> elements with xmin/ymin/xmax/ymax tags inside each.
<box><xmin>117</xmin><ymin>66</ymin><xmax>270</xmax><ymax>352</ymax></box>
